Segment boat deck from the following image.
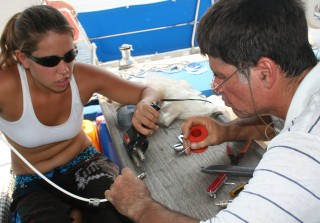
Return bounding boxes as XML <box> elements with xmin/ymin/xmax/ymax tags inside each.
<box><xmin>99</xmin><ymin>96</ymin><xmax>266</xmax><ymax>220</ymax></box>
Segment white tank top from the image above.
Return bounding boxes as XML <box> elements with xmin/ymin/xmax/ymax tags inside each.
<box><xmin>0</xmin><ymin>64</ymin><xmax>83</xmax><ymax>148</ymax></box>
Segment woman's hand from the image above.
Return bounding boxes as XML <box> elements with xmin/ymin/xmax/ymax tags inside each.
<box><xmin>131</xmin><ymin>101</ymin><xmax>160</xmax><ymax>136</ymax></box>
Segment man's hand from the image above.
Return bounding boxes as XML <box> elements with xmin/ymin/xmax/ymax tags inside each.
<box><xmin>181</xmin><ymin>116</ymin><xmax>228</xmax><ymax>154</ymax></box>
<box><xmin>105</xmin><ymin>168</ymin><xmax>153</xmax><ymax>222</ymax></box>
<box><xmin>105</xmin><ymin>168</ymin><xmax>199</xmax><ymax>223</ymax></box>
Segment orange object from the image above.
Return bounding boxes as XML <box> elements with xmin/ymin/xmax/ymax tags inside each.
<box><xmin>45</xmin><ymin>0</ymin><xmax>79</xmax><ymax>42</ymax></box>
<box><xmin>188</xmin><ymin>125</ymin><xmax>208</xmax><ymax>153</ymax></box>
<box><xmin>82</xmin><ymin>120</ymin><xmax>101</xmax><ymax>152</ymax></box>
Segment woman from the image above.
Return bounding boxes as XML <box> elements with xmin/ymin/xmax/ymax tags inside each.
<box><xmin>0</xmin><ymin>5</ymin><xmax>161</xmax><ymax>223</ymax></box>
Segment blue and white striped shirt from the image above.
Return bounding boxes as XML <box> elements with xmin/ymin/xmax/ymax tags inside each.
<box><xmin>201</xmin><ymin>63</ymin><xmax>320</xmax><ymax>223</ymax></box>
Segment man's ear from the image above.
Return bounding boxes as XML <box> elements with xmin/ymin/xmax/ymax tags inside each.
<box><xmin>15</xmin><ymin>51</ymin><xmax>30</xmax><ymax>69</ymax></box>
<box><xmin>256</xmin><ymin>57</ymin><xmax>277</xmax><ymax>89</ymax></box>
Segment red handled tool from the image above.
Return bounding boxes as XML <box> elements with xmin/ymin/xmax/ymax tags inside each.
<box><xmin>188</xmin><ymin>125</ymin><xmax>208</xmax><ymax>153</ymax></box>
<box><xmin>207</xmin><ymin>172</ymin><xmax>227</xmax><ymax>198</ymax></box>
<box><xmin>226</xmin><ymin>140</ymin><xmax>252</xmax><ymax>165</ymax></box>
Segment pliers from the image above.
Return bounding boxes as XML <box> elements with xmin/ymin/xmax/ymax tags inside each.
<box><xmin>226</xmin><ymin>140</ymin><xmax>252</xmax><ymax>165</ymax></box>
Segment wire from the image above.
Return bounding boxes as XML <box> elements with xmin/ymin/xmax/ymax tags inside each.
<box><xmin>160</xmin><ymin>98</ymin><xmax>212</xmax><ymax>103</ymax></box>
<box><xmin>0</xmin><ymin>135</ymin><xmax>107</xmax><ymax>206</ymax></box>
<box><xmin>245</xmin><ymin>71</ymin><xmax>279</xmax><ymax>140</ymax></box>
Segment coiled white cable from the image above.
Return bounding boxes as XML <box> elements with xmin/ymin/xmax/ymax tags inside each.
<box><xmin>0</xmin><ymin>135</ymin><xmax>107</xmax><ymax>206</ymax></box>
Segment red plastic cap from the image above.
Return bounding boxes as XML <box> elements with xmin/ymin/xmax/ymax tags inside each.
<box><xmin>188</xmin><ymin>125</ymin><xmax>208</xmax><ymax>153</ymax></box>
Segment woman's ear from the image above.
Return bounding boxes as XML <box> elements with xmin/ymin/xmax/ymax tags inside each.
<box><xmin>256</xmin><ymin>57</ymin><xmax>277</xmax><ymax>89</ymax></box>
<box><xmin>15</xmin><ymin>51</ymin><xmax>30</xmax><ymax>69</ymax></box>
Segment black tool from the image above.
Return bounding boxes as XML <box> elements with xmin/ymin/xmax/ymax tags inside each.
<box><xmin>201</xmin><ymin>165</ymin><xmax>255</xmax><ymax>177</ymax></box>
<box><xmin>123</xmin><ymin>102</ymin><xmax>161</xmax><ymax>167</ymax></box>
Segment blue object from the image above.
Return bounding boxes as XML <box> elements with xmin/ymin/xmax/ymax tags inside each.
<box><xmin>77</xmin><ymin>0</ymin><xmax>212</xmax><ymax>62</ymax></box>
<box><xmin>98</xmin><ymin>121</ymin><xmax>122</xmax><ymax>169</ymax></box>
<box><xmin>83</xmin><ymin>105</ymin><xmax>101</xmax><ymax>121</ymax></box>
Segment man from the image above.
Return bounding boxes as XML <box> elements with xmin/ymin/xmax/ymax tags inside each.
<box><xmin>105</xmin><ymin>0</ymin><xmax>320</xmax><ymax>222</ymax></box>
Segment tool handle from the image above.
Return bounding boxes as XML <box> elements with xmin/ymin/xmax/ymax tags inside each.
<box><xmin>229</xmin><ymin>182</ymin><xmax>247</xmax><ymax>197</ymax></box>
<box><xmin>207</xmin><ymin>172</ymin><xmax>227</xmax><ymax>198</ymax></box>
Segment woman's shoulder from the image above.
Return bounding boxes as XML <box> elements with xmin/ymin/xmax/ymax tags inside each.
<box><xmin>73</xmin><ymin>62</ymin><xmax>114</xmax><ymax>78</ymax></box>
<box><xmin>0</xmin><ymin>65</ymin><xmax>21</xmax><ymax>109</ymax></box>
<box><xmin>0</xmin><ymin>65</ymin><xmax>20</xmax><ymax>88</ymax></box>
<box><xmin>0</xmin><ymin>64</ymin><xmax>18</xmax><ymax>75</ymax></box>
<box><xmin>72</xmin><ymin>62</ymin><xmax>116</xmax><ymax>88</ymax></box>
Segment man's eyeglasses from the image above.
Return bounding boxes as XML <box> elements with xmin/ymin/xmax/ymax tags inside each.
<box><xmin>210</xmin><ymin>69</ymin><xmax>239</xmax><ymax>93</ymax></box>
<box><xmin>24</xmin><ymin>47</ymin><xmax>78</xmax><ymax>67</ymax></box>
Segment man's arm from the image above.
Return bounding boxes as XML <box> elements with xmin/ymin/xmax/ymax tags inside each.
<box><xmin>137</xmin><ymin>200</ymin><xmax>199</xmax><ymax>223</ymax></box>
<box><xmin>105</xmin><ymin>168</ymin><xmax>199</xmax><ymax>223</ymax></box>
<box><xmin>181</xmin><ymin>115</ymin><xmax>276</xmax><ymax>153</ymax></box>
<box><xmin>225</xmin><ymin>115</ymin><xmax>277</xmax><ymax>141</ymax></box>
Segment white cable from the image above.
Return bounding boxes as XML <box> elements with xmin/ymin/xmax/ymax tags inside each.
<box><xmin>0</xmin><ymin>135</ymin><xmax>107</xmax><ymax>206</ymax></box>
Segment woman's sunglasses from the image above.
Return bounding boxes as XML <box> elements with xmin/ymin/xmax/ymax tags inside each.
<box><xmin>24</xmin><ymin>47</ymin><xmax>78</xmax><ymax>67</ymax></box>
